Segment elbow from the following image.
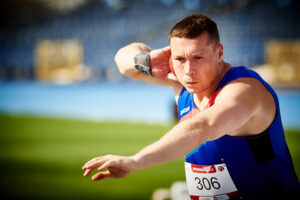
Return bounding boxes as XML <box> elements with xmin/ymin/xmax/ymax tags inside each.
<box><xmin>114</xmin><ymin>48</ymin><xmax>126</xmax><ymax>75</ymax></box>
<box><xmin>114</xmin><ymin>43</ymin><xmax>148</xmax><ymax>77</ymax></box>
<box><xmin>114</xmin><ymin>49</ymin><xmax>133</xmax><ymax>78</ymax></box>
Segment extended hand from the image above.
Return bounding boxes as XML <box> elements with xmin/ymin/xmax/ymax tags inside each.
<box><xmin>82</xmin><ymin>155</ymin><xmax>138</xmax><ymax>181</ymax></box>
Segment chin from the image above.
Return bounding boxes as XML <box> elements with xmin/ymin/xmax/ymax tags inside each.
<box><xmin>184</xmin><ymin>82</ymin><xmax>210</xmax><ymax>94</ymax></box>
<box><xmin>184</xmin><ymin>86</ymin><xmax>202</xmax><ymax>94</ymax></box>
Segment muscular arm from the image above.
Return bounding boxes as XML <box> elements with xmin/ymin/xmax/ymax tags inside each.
<box><xmin>131</xmin><ymin>79</ymin><xmax>263</xmax><ymax>169</ymax></box>
<box><xmin>82</xmin><ymin>78</ymin><xmax>275</xmax><ymax>181</ymax></box>
<box><xmin>115</xmin><ymin>43</ymin><xmax>151</xmax><ymax>79</ymax></box>
<box><xmin>115</xmin><ymin>43</ymin><xmax>179</xmax><ymax>87</ymax></box>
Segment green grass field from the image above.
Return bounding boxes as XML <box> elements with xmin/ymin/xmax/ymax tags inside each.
<box><xmin>0</xmin><ymin>114</ymin><xmax>299</xmax><ymax>200</ymax></box>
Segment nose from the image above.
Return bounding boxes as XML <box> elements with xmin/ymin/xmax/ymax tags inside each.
<box><xmin>184</xmin><ymin>61</ymin><xmax>195</xmax><ymax>76</ymax></box>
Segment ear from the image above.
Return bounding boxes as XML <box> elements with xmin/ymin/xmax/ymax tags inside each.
<box><xmin>217</xmin><ymin>44</ymin><xmax>223</xmax><ymax>62</ymax></box>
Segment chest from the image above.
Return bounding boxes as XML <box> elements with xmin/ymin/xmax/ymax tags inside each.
<box><xmin>177</xmin><ymin>89</ymin><xmax>220</xmax><ymax>122</ymax></box>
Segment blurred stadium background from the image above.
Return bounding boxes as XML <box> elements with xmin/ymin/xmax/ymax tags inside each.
<box><xmin>0</xmin><ymin>0</ymin><xmax>300</xmax><ymax>199</ymax></box>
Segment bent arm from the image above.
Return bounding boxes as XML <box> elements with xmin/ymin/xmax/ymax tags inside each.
<box><xmin>115</xmin><ymin>43</ymin><xmax>178</xmax><ymax>86</ymax></box>
<box><xmin>115</xmin><ymin>43</ymin><xmax>151</xmax><ymax>78</ymax></box>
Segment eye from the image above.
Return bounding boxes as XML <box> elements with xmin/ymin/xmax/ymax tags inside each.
<box><xmin>194</xmin><ymin>56</ymin><xmax>203</xmax><ymax>60</ymax></box>
<box><xmin>175</xmin><ymin>57</ymin><xmax>185</xmax><ymax>62</ymax></box>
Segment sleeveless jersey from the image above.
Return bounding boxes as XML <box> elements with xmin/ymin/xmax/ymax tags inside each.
<box><xmin>177</xmin><ymin>66</ymin><xmax>300</xmax><ymax>199</ymax></box>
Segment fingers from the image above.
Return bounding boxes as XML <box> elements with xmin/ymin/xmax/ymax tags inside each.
<box><xmin>150</xmin><ymin>46</ymin><xmax>171</xmax><ymax>66</ymax></box>
<box><xmin>84</xmin><ymin>159</ymin><xmax>104</xmax><ymax>170</ymax></box>
<box><xmin>162</xmin><ymin>46</ymin><xmax>170</xmax><ymax>51</ymax></box>
<box><xmin>92</xmin><ymin>171</ymin><xmax>111</xmax><ymax>181</ymax></box>
<box><xmin>82</xmin><ymin>155</ymin><xmax>110</xmax><ymax>170</ymax></box>
<box><xmin>83</xmin><ymin>168</ymin><xmax>93</xmax><ymax>177</ymax></box>
<box><xmin>82</xmin><ymin>156</ymin><xmax>107</xmax><ymax>177</ymax></box>
<box><xmin>97</xmin><ymin>160</ymin><xmax>112</xmax><ymax>171</ymax></box>
<box><xmin>162</xmin><ymin>46</ymin><xmax>171</xmax><ymax>57</ymax></box>
<box><xmin>82</xmin><ymin>155</ymin><xmax>133</xmax><ymax>181</ymax></box>
<box><xmin>82</xmin><ymin>157</ymin><xmax>101</xmax><ymax>169</ymax></box>
<box><xmin>151</xmin><ymin>67</ymin><xmax>170</xmax><ymax>78</ymax></box>
<box><xmin>82</xmin><ymin>155</ymin><xmax>116</xmax><ymax>179</ymax></box>
<box><xmin>83</xmin><ymin>162</ymin><xmax>111</xmax><ymax>179</ymax></box>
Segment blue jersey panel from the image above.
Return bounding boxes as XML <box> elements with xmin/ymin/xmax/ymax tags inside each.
<box><xmin>178</xmin><ymin>66</ymin><xmax>300</xmax><ymax>199</ymax></box>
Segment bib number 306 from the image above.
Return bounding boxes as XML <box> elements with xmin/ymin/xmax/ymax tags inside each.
<box><xmin>185</xmin><ymin>162</ymin><xmax>239</xmax><ymax>199</ymax></box>
<box><xmin>195</xmin><ymin>177</ymin><xmax>220</xmax><ymax>190</ymax></box>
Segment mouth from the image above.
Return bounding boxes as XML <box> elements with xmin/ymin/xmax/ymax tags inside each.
<box><xmin>185</xmin><ymin>81</ymin><xmax>197</xmax><ymax>85</ymax></box>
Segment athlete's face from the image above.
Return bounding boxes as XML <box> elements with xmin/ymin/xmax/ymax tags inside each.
<box><xmin>170</xmin><ymin>32</ymin><xmax>223</xmax><ymax>94</ymax></box>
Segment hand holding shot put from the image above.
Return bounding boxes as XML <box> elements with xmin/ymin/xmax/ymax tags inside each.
<box><xmin>82</xmin><ymin>14</ymin><xmax>299</xmax><ymax>199</ymax></box>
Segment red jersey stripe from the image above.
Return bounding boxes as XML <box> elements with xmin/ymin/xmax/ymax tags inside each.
<box><xmin>179</xmin><ymin>89</ymin><xmax>221</xmax><ymax>122</ymax></box>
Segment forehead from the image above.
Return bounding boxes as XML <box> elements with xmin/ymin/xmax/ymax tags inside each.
<box><xmin>170</xmin><ymin>32</ymin><xmax>214</xmax><ymax>54</ymax></box>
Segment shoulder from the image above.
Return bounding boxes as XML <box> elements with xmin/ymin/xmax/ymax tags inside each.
<box><xmin>215</xmin><ymin>77</ymin><xmax>276</xmax><ymax>135</ymax></box>
<box><xmin>216</xmin><ymin>77</ymin><xmax>271</xmax><ymax>103</ymax></box>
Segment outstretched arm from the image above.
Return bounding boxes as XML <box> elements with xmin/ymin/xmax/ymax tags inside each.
<box><xmin>82</xmin><ymin>115</ymin><xmax>210</xmax><ymax>181</ymax></box>
<box><xmin>82</xmin><ymin>78</ymin><xmax>274</xmax><ymax>181</ymax></box>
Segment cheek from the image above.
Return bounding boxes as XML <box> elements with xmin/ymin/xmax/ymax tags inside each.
<box><xmin>194</xmin><ymin>60</ymin><xmax>210</xmax><ymax>74</ymax></box>
<box><xmin>173</xmin><ymin>64</ymin><xmax>185</xmax><ymax>81</ymax></box>
<box><xmin>173</xmin><ymin>62</ymin><xmax>183</xmax><ymax>75</ymax></box>
<box><xmin>195</xmin><ymin>61</ymin><xmax>217</xmax><ymax>79</ymax></box>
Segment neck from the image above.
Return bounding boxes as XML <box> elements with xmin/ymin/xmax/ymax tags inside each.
<box><xmin>194</xmin><ymin>61</ymin><xmax>230</xmax><ymax>106</ymax></box>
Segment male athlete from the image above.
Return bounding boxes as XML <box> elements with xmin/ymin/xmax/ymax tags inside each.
<box><xmin>82</xmin><ymin>14</ymin><xmax>299</xmax><ymax>199</ymax></box>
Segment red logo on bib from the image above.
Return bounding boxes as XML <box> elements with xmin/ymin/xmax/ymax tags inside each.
<box><xmin>218</xmin><ymin>166</ymin><xmax>224</xmax><ymax>172</ymax></box>
<box><xmin>191</xmin><ymin>164</ymin><xmax>216</xmax><ymax>173</ymax></box>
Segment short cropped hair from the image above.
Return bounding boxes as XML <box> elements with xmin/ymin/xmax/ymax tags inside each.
<box><xmin>169</xmin><ymin>14</ymin><xmax>220</xmax><ymax>45</ymax></box>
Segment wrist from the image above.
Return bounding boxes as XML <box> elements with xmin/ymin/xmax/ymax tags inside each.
<box><xmin>134</xmin><ymin>51</ymin><xmax>152</xmax><ymax>76</ymax></box>
<box><xmin>130</xmin><ymin>153</ymin><xmax>144</xmax><ymax>171</ymax></box>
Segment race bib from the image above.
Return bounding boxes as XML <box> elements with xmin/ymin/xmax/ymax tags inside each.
<box><xmin>185</xmin><ymin>162</ymin><xmax>240</xmax><ymax>200</ymax></box>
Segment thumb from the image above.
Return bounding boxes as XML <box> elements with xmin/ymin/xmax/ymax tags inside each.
<box><xmin>166</xmin><ymin>72</ymin><xmax>178</xmax><ymax>82</ymax></box>
<box><xmin>92</xmin><ymin>171</ymin><xmax>111</xmax><ymax>181</ymax></box>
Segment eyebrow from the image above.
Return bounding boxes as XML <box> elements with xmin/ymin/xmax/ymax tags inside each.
<box><xmin>173</xmin><ymin>51</ymin><xmax>206</xmax><ymax>57</ymax></box>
